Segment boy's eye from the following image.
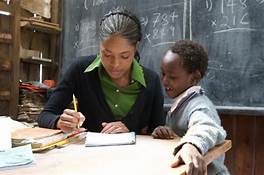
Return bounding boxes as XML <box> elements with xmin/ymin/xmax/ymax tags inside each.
<box><xmin>103</xmin><ymin>53</ymin><xmax>111</xmax><ymax>57</ymax></box>
<box><xmin>169</xmin><ymin>76</ymin><xmax>177</xmax><ymax>80</ymax></box>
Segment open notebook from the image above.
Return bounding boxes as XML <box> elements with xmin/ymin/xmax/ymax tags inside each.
<box><xmin>85</xmin><ymin>132</ymin><xmax>136</xmax><ymax>147</ymax></box>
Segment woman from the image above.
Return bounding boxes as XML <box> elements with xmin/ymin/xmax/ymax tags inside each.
<box><xmin>38</xmin><ymin>7</ymin><xmax>165</xmax><ymax>134</ymax></box>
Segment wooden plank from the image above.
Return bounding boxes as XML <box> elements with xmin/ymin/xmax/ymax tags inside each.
<box><xmin>0</xmin><ymin>37</ymin><xmax>11</xmax><ymax>43</ymax></box>
<box><xmin>0</xmin><ymin>1</ymin><xmax>14</xmax><ymax>15</ymax></box>
<box><xmin>221</xmin><ymin>115</ymin><xmax>235</xmax><ymax>174</ymax></box>
<box><xmin>0</xmin><ymin>59</ymin><xmax>11</xmax><ymax>71</ymax></box>
<box><xmin>0</xmin><ymin>70</ymin><xmax>10</xmax><ymax>88</ymax></box>
<box><xmin>20</xmin><ymin>20</ymin><xmax>61</xmax><ymax>34</ymax></box>
<box><xmin>51</xmin><ymin>0</ymin><xmax>59</xmax><ymax>24</ymax></box>
<box><xmin>49</xmin><ymin>0</ymin><xmax>60</xmax><ymax>80</ymax></box>
<box><xmin>9</xmin><ymin>0</ymin><xmax>20</xmax><ymax>116</ymax></box>
<box><xmin>21</xmin><ymin>56</ymin><xmax>52</xmax><ymax>66</ymax></box>
<box><xmin>0</xmin><ymin>32</ymin><xmax>12</xmax><ymax>43</ymax></box>
<box><xmin>235</xmin><ymin>116</ymin><xmax>255</xmax><ymax>175</ymax></box>
<box><xmin>0</xmin><ymin>90</ymin><xmax>10</xmax><ymax>100</ymax></box>
<box><xmin>169</xmin><ymin>140</ymin><xmax>232</xmax><ymax>175</ymax></box>
<box><xmin>217</xmin><ymin>106</ymin><xmax>264</xmax><ymax>116</ymax></box>
<box><xmin>0</xmin><ymin>101</ymin><xmax>9</xmax><ymax>115</ymax></box>
<box><xmin>20</xmin><ymin>45</ymin><xmax>40</xmax><ymax>59</ymax></box>
<box><xmin>21</xmin><ymin>17</ymin><xmax>59</xmax><ymax>27</ymax></box>
<box><xmin>255</xmin><ymin>117</ymin><xmax>264</xmax><ymax>175</ymax></box>
<box><xmin>204</xmin><ymin>140</ymin><xmax>232</xmax><ymax>165</ymax></box>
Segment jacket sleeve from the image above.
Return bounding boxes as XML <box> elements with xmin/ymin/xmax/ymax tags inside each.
<box><xmin>38</xmin><ymin>60</ymin><xmax>80</xmax><ymax>129</ymax></box>
<box><xmin>147</xmin><ymin>73</ymin><xmax>165</xmax><ymax>133</ymax></box>
<box><xmin>173</xmin><ymin>104</ymin><xmax>226</xmax><ymax>155</ymax></box>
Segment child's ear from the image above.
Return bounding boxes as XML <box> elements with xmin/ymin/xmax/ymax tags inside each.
<box><xmin>191</xmin><ymin>70</ymin><xmax>201</xmax><ymax>85</ymax></box>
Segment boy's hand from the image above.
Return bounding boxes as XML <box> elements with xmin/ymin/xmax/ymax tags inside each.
<box><xmin>101</xmin><ymin>121</ymin><xmax>129</xmax><ymax>134</ymax></box>
<box><xmin>171</xmin><ymin>143</ymin><xmax>207</xmax><ymax>175</ymax></box>
<box><xmin>151</xmin><ymin>126</ymin><xmax>177</xmax><ymax>139</ymax></box>
<box><xmin>57</xmin><ymin>109</ymin><xmax>85</xmax><ymax>133</ymax></box>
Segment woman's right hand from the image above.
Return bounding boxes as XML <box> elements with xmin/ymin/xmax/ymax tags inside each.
<box><xmin>56</xmin><ymin>109</ymin><xmax>85</xmax><ymax>133</ymax></box>
<box><xmin>151</xmin><ymin>126</ymin><xmax>177</xmax><ymax>139</ymax></box>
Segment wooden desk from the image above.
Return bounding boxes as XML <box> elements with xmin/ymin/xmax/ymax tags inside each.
<box><xmin>0</xmin><ymin>135</ymin><xmax>231</xmax><ymax>175</ymax></box>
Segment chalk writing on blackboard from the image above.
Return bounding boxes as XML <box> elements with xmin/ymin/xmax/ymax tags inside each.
<box><xmin>202</xmin><ymin>0</ymin><xmax>260</xmax><ymax>34</ymax></box>
<box><xmin>62</xmin><ymin>0</ymin><xmax>264</xmax><ymax>107</ymax></box>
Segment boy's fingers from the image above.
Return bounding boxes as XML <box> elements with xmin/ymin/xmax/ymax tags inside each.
<box><xmin>155</xmin><ymin>128</ymin><xmax>165</xmax><ymax>138</ymax></box>
<box><xmin>171</xmin><ymin>155</ymin><xmax>182</xmax><ymax>168</ymax></box>
<box><xmin>160</xmin><ymin>127</ymin><xmax>172</xmax><ymax>139</ymax></box>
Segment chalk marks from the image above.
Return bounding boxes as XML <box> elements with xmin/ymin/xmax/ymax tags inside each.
<box><xmin>194</xmin><ymin>0</ymin><xmax>260</xmax><ymax>36</ymax></box>
<box><xmin>214</xmin><ymin>27</ymin><xmax>257</xmax><ymax>34</ymax></box>
<box><xmin>205</xmin><ymin>0</ymin><xmax>213</xmax><ymax>11</ymax></box>
<box><xmin>84</xmin><ymin>0</ymin><xmax>108</xmax><ymax>9</ymax></box>
<box><xmin>139</xmin><ymin>2</ymin><xmax>185</xmax><ymax>48</ymax></box>
<box><xmin>73</xmin><ymin>19</ymin><xmax>97</xmax><ymax>52</ymax></box>
<box><xmin>152</xmin><ymin>42</ymin><xmax>175</xmax><ymax>47</ymax></box>
<box><xmin>256</xmin><ymin>0</ymin><xmax>264</xmax><ymax>4</ymax></box>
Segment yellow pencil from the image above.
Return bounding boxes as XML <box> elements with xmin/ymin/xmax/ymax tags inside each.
<box><xmin>73</xmin><ymin>94</ymin><xmax>78</xmax><ymax>112</ymax></box>
<box><xmin>73</xmin><ymin>94</ymin><xmax>80</xmax><ymax>128</ymax></box>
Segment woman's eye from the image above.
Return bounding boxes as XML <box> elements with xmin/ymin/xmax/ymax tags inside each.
<box><xmin>121</xmin><ymin>55</ymin><xmax>129</xmax><ymax>59</ymax></box>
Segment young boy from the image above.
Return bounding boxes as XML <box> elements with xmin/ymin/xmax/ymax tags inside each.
<box><xmin>152</xmin><ymin>40</ymin><xmax>229</xmax><ymax>175</ymax></box>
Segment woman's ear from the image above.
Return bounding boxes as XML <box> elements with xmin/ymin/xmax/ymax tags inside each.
<box><xmin>135</xmin><ymin>42</ymin><xmax>140</xmax><ymax>61</ymax></box>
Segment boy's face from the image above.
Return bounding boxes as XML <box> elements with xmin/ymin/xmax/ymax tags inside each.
<box><xmin>161</xmin><ymin>50</ymin><xmax>195</xmax><ymax>98</ymax></box>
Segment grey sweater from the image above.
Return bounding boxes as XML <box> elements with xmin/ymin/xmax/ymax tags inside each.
<box><xmin>166</xmin><ymin>88</ymin><xmax>229</xmax><ymax>175</ymax></box>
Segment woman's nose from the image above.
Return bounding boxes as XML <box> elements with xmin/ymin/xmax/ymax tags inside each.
<box><xmin>110</xmin><ymin>57</ymin><xmax>119</xmax><ymax>67</ymax></box>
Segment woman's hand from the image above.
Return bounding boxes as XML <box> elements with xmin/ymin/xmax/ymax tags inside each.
<box><xmin>101</xmin><ymin>121</ymin><xmax>129</xmax><ymax>134</ymax></box>
<box><xmin>171</xmin><ymin>143</ymin><xmax>207</xmax><ymax>175</ymax></box>
<box><xmin>57</xmin><ymin>109</ymin><xmax>85</xmax><ymax>133</ymax></box>
<box><xmin>151</xmin><ymin>126</ymin><xmax>177</xmax><ymax>139</ymax></box>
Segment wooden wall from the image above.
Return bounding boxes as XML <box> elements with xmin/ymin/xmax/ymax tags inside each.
<box><xmin>0</xmin><ymin>0</ymin><xmax>61</xmax><ymax>117</ymax></box>
<box><xmin>221</xmin><ymin>114</ymin><xmax>264</xmax><ymax>175</ymax></box>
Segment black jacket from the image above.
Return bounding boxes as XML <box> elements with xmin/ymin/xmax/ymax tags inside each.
<box><xmin>38</xmin><ymin>55</ymin><xmax>165</xmax><ymax>133</ymax></box>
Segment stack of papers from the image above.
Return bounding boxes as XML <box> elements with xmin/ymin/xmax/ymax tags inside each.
<box><xmin>85</xmin><ymin>132</ymin><xmax>136</xmax><ymax>147</ymax></box>
<box><xmin>0</xmin><ymin>144</ymin><xmax>34</xmax><ymax>169</ymax></box>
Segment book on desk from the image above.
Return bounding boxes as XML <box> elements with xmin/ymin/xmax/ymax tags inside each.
<box><xmin>11</xmin><ymin>127</ymin><xmax>86</xmax><ymax>152</ymax></box>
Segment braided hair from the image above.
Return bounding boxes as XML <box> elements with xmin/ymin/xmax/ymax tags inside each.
<box><xmin>100</xmin><ymin>7</ymin><xmax>142</xmax><ymax>60</ymax></box>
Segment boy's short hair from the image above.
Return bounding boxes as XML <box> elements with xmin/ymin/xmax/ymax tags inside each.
<box><xmin>170</xmin><ymin>40</ymin><xmax>208</xmax><ymax>78</ymax></box>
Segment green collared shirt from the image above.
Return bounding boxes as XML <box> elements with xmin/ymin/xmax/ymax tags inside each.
<box><xmin>84</xmin><ymin>55</ymin><xmax>146</xmax><ymax>120</ymax></box>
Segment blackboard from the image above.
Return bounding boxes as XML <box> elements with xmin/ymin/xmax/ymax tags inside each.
<box><xmin>61</xmin><ymin>0</ymin><xmax>264</xmax><ymax>107</ymax></box>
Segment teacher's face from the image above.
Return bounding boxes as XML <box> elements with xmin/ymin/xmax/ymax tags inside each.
<box><xmin>100</xmin><ymin>35</ymin><xmax>136</xmax><ymax>82</ymax></box>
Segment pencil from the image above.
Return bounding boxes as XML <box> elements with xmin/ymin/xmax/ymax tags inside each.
<box><xmin>73</xmin><ymin>94</ymin><xmax>79</xmax><ymax>128</ymax></box>
<box><xmin>73</xmin><ymin>94</ymin><xmax>78</xmax><ymax>112</ymax></box>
